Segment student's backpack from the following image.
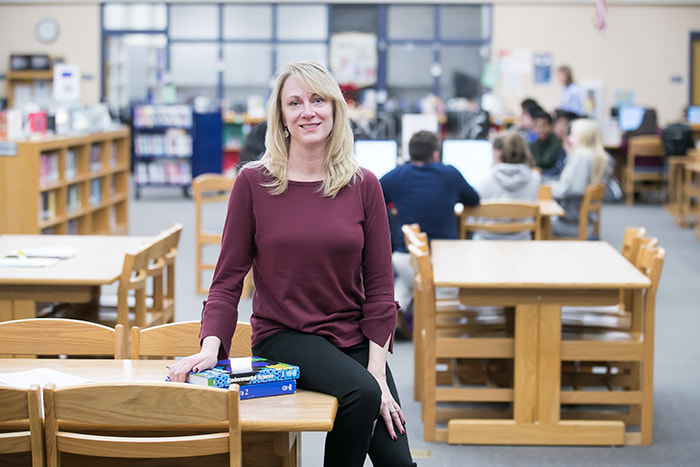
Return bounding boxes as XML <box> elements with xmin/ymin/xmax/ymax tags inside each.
<box><xmin>662</xmin><ymin>123</ymin><xmax>695</xmax><ymax>156</ymax></box>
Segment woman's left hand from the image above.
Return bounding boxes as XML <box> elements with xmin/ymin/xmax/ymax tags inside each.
<box><xmin>372</xmin><ymin>375</ymin><xmax>406</xmax><ymax>441</ymax></box>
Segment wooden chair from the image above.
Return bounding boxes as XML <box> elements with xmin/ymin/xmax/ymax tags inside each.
<box><xmin>61</xmin><ymin>224</ymin><xmax>183</xmax><ymax>331</ymax></box>
<box><xmin>130</xmin><ymin>321</ymin><xmax>252</xmax><ymax>359</ymax></box>
<box><xmin>561</xmin><ymin>244</ymin><xmax>665</xmax><ymax>445</ymax></box>
<box><xmin>0</xmin><ymin>318</ymin><xmax>124</xmax><ymax>359</ymax></box>
<box><xmin>577</xmin><ymin>183</ymin><xmax>605</xmax><ymax>240</ymax></box>
<box><xmin>401</xmin><ymin>224</ymin><xmax>509</xmax><ymax>402</ymax></box>
<box><xmin>409</xmin><ymin>243</ymin><xmax>514</xmax><ymax>442</ymax></box>
<box><xmin>0</xmin><ymin>385</ymin><xmax>43</xmax><ymax>467</ymax></box>
<box><xmin>459</xmin><ymin>200</ymin><xmax>542</xmax><ymax>240</ymax></box>
<box><xmin>624</xmin><ymin>135</ymin><xmax>667</xmax><ymax>205</ymax></box>
<box><xmin>562</xmin><ymin>229</ymin><xmax>655</xmax><ymax>334</ymax></box>
<box><xmin>193</xmin><ymin>174</ymin><xmax>254</xmax><ymax>298</ymax></box>
<box><xmin>43</xmin><ymin>381</ymin><xmax>242</xmax><ymax>467</ymax></box>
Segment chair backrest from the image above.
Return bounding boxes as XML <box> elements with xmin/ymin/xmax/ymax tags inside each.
<box><xmin>156</xmin><ymin>223</ymin><xmax>183</xmax><ymax>303</ymax></box>
<box><xmin>0</xmin><ymin>319</ymin><xmax>124</xmax><ymax>359</ymax></box>
<box><xmin>627</xmin><ymin>135</ymin><xmax>665</xmax><ymax>168</ymax></box>
<box><xmin>144</xmin><ymin>223</ymin><xmax>183</xmax><ymax>326</ymax></box>
<box><xmin>44</xmin><ymin>382</ymin><xmax>241</xmax><ymax>467</ymax></box>
<box><xmin>130</xmin><ymin>321</ymin><xmax>252</xmax><ymax>359</ymax></box>
<box><xmin>408</xmin><ymin>243</ymin><xmax>436</xmax><ymax>313</ymax></box>
<box><xmin>578</xmin><ymin>183</ymin><xmax>605</xmax><ymax>240</ymax></box>
<box><xmin>637</xmin><ymin>245</ymin><xmax>665</xmax><ymax>304</ymax></box>
<box><xmin>0</xmin><ymin>385</ymin><xmax>43</xmax><ymax>467</ymax></box>
<box><xmin>192</xmin><ymin>173</ymin><xmax>235</xmax><ymax>295</ymax></box>
<box><xmin>401</xmin><ymin>223</ymin><xmax>428</xmax><ymax>253</ymax></box>
<box><xmin>620</xmin><ymin>227</ymin><xmax>646</xmax><ymax>263</ymax></box>
<box><xmin>193</xmin><ymin>173</ymin><xmax>235</xmax><ymax>239</ymax></box>
<box><xmin>460</xmin><ymin>200</ymin><xmax>541</xmax><ymax>240</ymax></box>
<box><xmin>115</xmin><ymin>242</ymin><xmax>151</xmax><ymax>328</ymax></box>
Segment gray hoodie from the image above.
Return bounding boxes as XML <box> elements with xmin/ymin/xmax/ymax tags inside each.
<box><xmin>472</xmin><ymin>163</ymin><xmax>542</xmax><ymax>240</ymax></box>
<box><xmin>476</xmin><ymin>163</ymin><xmax>542</xmax><ymax>202</ymax></box>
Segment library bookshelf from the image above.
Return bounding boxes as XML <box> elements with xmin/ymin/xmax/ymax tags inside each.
<box><xmin>0</xmin><ymin>127</ymin><xmax>131</xmax><ymax>235</ymax></box>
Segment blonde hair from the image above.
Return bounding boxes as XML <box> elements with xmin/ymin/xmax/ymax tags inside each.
<box><xmin>255</xmin><ymin>60</ymin><xmax>360</xmax><ymax>198</ymax></box>
<box><xmin>570</xmin><ymin>119</ymin><xmax>607</xmax><ymax>184</ymax></box>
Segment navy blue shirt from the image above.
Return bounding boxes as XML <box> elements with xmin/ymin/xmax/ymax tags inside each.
<box><xmin>380</xmin><ymin>162</ymin><xmax>480</xmax><ymax>252</ymax></box>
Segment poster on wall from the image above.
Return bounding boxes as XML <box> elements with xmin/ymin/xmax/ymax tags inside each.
<box><xmin>329</xmin><ymin>32</ymin><xmax>378</xmax><ymax>88</ymax></box>
<box><xmin>533</xmin><ymin>52</ymin><xmax>552</xmax><ymax>85</ymax></box>
<box><xmin>53</xmin><ymin>64</ymin><xmax>81</xmax><ymax>102</ymax></box>
<box><xmin>580</xmin><ymin>80</ymin><xmax>605</xmax><ymax>124</ymax></box>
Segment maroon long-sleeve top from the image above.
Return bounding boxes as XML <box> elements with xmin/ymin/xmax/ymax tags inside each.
<box><xmin>199</xmin><ymin>165</ymin><xmax>397</xmax><ymax>358</ymax></box>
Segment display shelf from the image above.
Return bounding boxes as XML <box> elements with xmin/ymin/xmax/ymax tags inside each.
<box><xmin>0</xmin><ymin>127</ymin><xmax>131</xmax><ymax>235</ymax></box>
<box><xmin>5</xmin><ymin>70</ymin><xmax>54</xmax><ymax>108</ymax></box>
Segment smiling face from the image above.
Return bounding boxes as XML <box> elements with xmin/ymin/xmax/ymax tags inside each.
<box><xmin>280</xmin><ymin>75</ymin><xmax>334</xmax><ymax>151</ymax></box>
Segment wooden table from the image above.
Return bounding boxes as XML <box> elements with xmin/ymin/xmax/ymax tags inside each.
<box><xmin>536</xmin><ymin>198</ymin><xmax>565</xmax><ymax>239</ymax></box>
<box><xmin>0</xmin><ymin>235</ymin><xmax>150</xmax><ymax>321</ymax></box>
<box><xmin>0</xmin><ymin>359</ymin><xmax>337</xmax><ymax>466</ymax></box>
<box><xmin>431</xmin><ymin>240</ymin><xmax>650</xmax><ymax>446</ymax></box>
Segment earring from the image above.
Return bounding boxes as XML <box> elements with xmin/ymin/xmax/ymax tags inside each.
<box><xmin>284</xmin><ymin>127</ymin><xmax>289</xmax><ymax>138</ymax></box>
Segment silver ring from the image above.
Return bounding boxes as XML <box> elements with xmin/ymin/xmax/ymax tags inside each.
<box><xmin>390</xmin><ymin>409</ymin><xmax>397</xmax><ymax>413</ymax></box>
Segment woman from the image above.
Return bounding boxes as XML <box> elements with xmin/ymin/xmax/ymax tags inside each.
<box><xmin>169</xmin><ymin>61</ymin><xmax>415</xmax><ymax>467</ymax></box>
<box><xmin>556</xmin><ymin>65</ymin><xmax>583</xmax><ymax>116</ymax></box>
<box><xmin>473</xmin><ymin>131</ymin><xmax>542</xmax><ymax>240</ymax></box>
<box><xmin>550</xmin><ymin>118</ymin><xmax>608</xmax><ymax>238</ymax></box>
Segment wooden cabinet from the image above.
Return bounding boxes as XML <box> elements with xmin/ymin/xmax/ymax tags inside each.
<box><xmin>0</xmin><ymin>127</ymin><xmax>131</xmax><ymax>235</ymax></box>
<box><xmin>5</xmin><ymin>70</ymin><xmax>54</xmax><ymax>109</ymax></box>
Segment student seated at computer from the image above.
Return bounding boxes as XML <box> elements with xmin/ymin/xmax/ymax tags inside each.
<box><xmin>472</xmin><ymin>131</ymin><xmax>542</xmax><ymax>241</ymax></box>
<box><xmin>380</xmin><ymin>130</ymin><xmax>480</xmax><ymax>338</ymax></box>
<box><xmin>549</xmin><ymin>119</ymin><xmax>609</xmax><ymax>238</ymax></box>
<box><xmin>529</xmin><ymin>109</ymin><xmax>564</xmax><ymax>177</ymax></box>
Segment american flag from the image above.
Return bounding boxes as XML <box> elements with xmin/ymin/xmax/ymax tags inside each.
<box><xmin>594</xmin><ymin>0</ymin><xmax>608</xmax><ymax>33</ymax></box>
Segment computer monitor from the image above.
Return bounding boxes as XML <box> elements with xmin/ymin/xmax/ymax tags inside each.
<box><xmin>618</xmin><ymin>106</ymin><xmax>646</xmax><ymax>132</ymax></box>
<box><xmin>688</xmin><ymin>106</ymin><xmax>700</xmax><ymax>125</ymax></box>
<box><xmin>354</xmin><ymin>140</ymin><xmax>398</xmax><ymax>179</ymax></box>
<box><xmin>441</xmin><ymin>139</ymin><xmax>493</xmax><ymax>188</ymax></box>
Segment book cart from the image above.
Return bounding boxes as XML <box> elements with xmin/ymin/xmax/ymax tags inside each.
<box><xmin>0</xmin><ymin>127</ymin><xmax>131</xmax><ymax>235</ymax></box>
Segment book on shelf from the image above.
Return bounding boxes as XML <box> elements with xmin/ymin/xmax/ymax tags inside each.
<box><xmin>186</xmin><ymin>357</ymin><xmax>300</xmax><ymax>388</ymax></box>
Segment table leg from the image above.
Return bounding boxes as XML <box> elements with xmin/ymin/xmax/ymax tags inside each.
<box><xmin>538</xmin><ymin>305</ymin><xmax>561</xmax><ymax>425</ymax></box>
<box><xmin>513</xmin><ymin>305</ymin><xmax>540</xmax><ymax>424</ymax></box>
<box><xmin>540</xmin><ymin>216</ymin><xmax>554</xmax><ymax>240</ymax></box>
<box><xmin>242</xmin><ymin>432</ymin><xmax>300</xmax><ymax>467</ymax></box>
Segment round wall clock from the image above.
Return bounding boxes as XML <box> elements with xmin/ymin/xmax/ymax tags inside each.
<box><xmin>35</xmin><ymin>17</ymin><xmax>60</xmax><ymax>44</ymax></box>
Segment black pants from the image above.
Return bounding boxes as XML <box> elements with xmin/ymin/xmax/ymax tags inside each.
<box><xmin>253</xmin><ymin>329</ymin><xmax>415</xmax><ymax>467</ymax></box>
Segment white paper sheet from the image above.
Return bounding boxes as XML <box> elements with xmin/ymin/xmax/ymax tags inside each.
<box><xmin>0</xmin><ymin>368</ymin><xmax>92</xmax><ymax>389</ymax></box>
<box><xmin>0</xmin><ymin>257</ymin><xmax>60</xmax><ymax>268</ymax></box>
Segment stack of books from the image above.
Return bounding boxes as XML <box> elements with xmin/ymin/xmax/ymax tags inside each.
<box><xmin>187</xmin><ymin>357</ymin><xmax>300</xmax><ymax>400</ymax></box>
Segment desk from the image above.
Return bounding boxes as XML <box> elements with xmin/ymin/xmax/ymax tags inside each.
<box><xmin>431</xmin><ymin>240</ymin><xmax>650</xmax><ymax>445</ymax></box>
<box><xmin>0</xmin><ymin>235</ymin><xmax>150</xmax><ymax>321</ymax></box>
<box><xmin>0</xmin><ymin>359</ymin><xmax>338</xmax><ymax>466</ymax></box>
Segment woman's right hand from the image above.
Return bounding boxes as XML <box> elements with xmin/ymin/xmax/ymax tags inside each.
<box><xmin>168</xmin><ymin>336</ymin><xmax>221</xmax><ymax>382</ymax></box>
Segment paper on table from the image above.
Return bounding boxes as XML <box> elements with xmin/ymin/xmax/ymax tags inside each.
<box><xmin>6</xmin><ymin>247</ymin><xmax>77</xmax><ymax>259</ymax></box>
<box><xmin>0</xmin><ymin>368</ymin><xmax>92</xmax><ymax>389</ymax></box>
<box><xmin>0</xmin><ymin>257</ymin><xmax>60</xmax><ymax>268</ymax></box>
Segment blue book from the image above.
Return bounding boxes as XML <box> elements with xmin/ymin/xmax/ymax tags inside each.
<box><xmin>238</xmin><ymin>379</ymin><xmax>296</xmax><ymax>400</ymax></box>
<box><xmin>186</xmin><ymin>357</ymin><xmax>300</xmax><ymax>388</ymax></box>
